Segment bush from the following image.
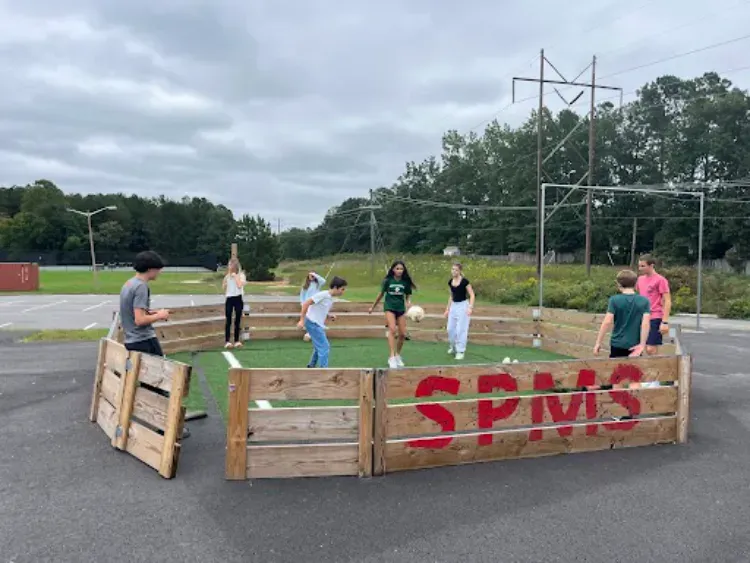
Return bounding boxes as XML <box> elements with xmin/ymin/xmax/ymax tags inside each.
<box><xmin>719</xmin><ymin>299</ymin><xmax>750</xmax><ymax>319</ymax></box>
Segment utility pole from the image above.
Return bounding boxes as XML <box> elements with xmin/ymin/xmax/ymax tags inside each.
<box><xmin>369</xmin><ymin>189</ymin><xmax>376</xmax><ymax>280</ymax></box>
<box><xmin>585</xmin><ymin>56</ymin><xmax>596</xmax><ymax>276</ymax></box>
<box><xmin>629</xmin><ymin>217</ymin><xmax>638</xmax><ymax>268</ymax></box>
<box><xmin>513</xmin><ymin>52</ymin><xmax>622</xmax><ymax>277</ymax></box>
<box><xmin>535</xmin><ymin>49</ymin><xmax>545</xmax><ymax>276</ymax></box>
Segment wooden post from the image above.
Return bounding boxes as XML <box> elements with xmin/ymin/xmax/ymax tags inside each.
<box><xmin>159</xmin><ymin>364</ymin><xmax>189</xmax><ymax>478</ymax></box>
<box><xmin>373</xmin><ymin>368</ymin><xmax>388</xmax><ymax>476</ymax></box>
<box><xmin>226</xmin><ymin>368</ymin><xmax>250</xmax><ymax>480</ymax></box>
<box><xmin>231</xmin><ymin>243</ymin><xmax>238</xmax><ymax>261</ymax></box>
<box><xmin>112</xmin><ymin>352</ymin><xmax>141</xmax><ymax>450</ymax></box>
<box><xmin>358</xmin><ymin>369</ymin><xmax>375</xmax><ymax>477</ymax></box>
<box><xmin>89</xmin><ymin>338</ymin><xmax>108</xmax><ymax>422</ymax></box>
<box><xmin>677</xmin><ymin>353</ymin><xmax>692</xmax><ymax>444</ymax></box>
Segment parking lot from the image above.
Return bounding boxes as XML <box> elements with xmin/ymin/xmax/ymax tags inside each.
<box><xmin>0</xmin><ymin>294</ymin><xmax>299</xmax><ymax>331</ymax></box>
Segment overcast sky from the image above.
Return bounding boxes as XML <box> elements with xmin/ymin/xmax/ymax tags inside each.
<box><xmin>1</xmin><ymin>0</ymin><xmax>749</xmax><ymax>229</ymax></box>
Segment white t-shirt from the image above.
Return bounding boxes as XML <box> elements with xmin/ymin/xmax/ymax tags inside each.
<box><xmin>225</xmin><ymin>272</ymin><xmax>246</xmax><ymax>298</ymax></box>
<box><xmin>305</xmin><ymin>290</ymin><xmax>334</xmax><ymax>327</ymax></box>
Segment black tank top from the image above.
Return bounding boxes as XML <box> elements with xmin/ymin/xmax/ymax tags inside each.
<box><xmin>449</xmin><ymin>277</ymin><xmax>470</xmax><ymax>302</ymax></box>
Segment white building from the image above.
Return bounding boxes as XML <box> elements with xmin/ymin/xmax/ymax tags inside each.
<box><xmin>443</xmin><ymin>246</ymin><xmax>460</xmax><ymax>256</ymax></box>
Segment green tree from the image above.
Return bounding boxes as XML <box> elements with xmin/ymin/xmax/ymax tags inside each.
<box><xmin>235</xmin><ymin>215</ymin><xmax>280</xmax><ymax>281</ymax></box>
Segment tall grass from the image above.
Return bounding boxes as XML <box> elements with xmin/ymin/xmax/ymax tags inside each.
<box><xmin>276</xmin><ymin>253</ymin><xmax>750</xmax><ymax>318</ymax></box>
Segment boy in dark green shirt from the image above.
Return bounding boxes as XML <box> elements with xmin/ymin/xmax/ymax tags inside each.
<box><xmin>594</xmin><ymin>269</ymin><xmax>650</xmax><ymax>359</ymax></box>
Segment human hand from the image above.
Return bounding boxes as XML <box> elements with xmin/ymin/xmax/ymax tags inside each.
<box><xmin>296</xmin><ymin>319</ymin><xmax>304</xmax><ymax>330</ymax></box>
<box><xmin>629</xmin><ymin>344</ymin><xmax>645</xmax><ymax>357</ymax></box>
<box><xmin>156</xmin><ymin>309</ymin><xmax>170</xmax><ymax>321</ymax></box>
<box><xmin>659</xmin><ymin>322</ymin><xmax>669</xmax><ymax>335</ymax></box>
<box><xmin>467</xmin><ymin>306</ymin><xmax>473</xmax><ymax>317</ymax></box>
<box><xmin>443</xmin><ymin>309</ymin><xmax>449</xmax><ymax>318</ymax></box>
<box><xmin>593</xmin><ymin>344</ymin><xmax>600</xmax><ymax>356</ymax></box>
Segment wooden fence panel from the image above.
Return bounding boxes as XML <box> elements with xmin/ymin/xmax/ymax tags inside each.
<box><xmin>376</xmin><ymin>355</ymin><xmax>684</xmax><ymax>474</ymax></box>
<box><xmin>88</xmin><ymin>339</ymin><xmax>191</xmax><ymax>479</ymax></box>
<box><xmin>225</xmin><ymin>368</ymin><xmax>374</xmax><ymax>480</ymax></box>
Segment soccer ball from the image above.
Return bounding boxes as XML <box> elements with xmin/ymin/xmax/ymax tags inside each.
<box><xmin>406</xmin><ymin>305</ymin><xmax>425</xmax><ymax>322</ymax></box>
<box><xmin>303</xmin><ymin>333</ymin><xmax>311</xmax><ymax>342</ymax></box>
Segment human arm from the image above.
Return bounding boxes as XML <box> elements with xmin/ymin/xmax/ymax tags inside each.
<box><xmin>593</xmin><ymin>312</ymin><xmax>614</xmax><ymax>355</ymax></box>
<box><xmin>297</xmin><ymin>297</ymin><xmax>314</xmax><ymax>328</ymax></box>
<box><xmin>444</xmin><ymin>292</ymin><xmax>452</xmax><ymax>318</ymax></box>
<box><xmin>660</xmin><ymin>281</ymin><xmax>671</xmax><ymax>333</ymax></box>
<box><xmin>467</xmin><ymin>283</ymin><xmax>475</xmax><ymax>316</ymax></box>
<box><xmin>222</xmin><ymin>275</ymin><xmax>228</xmax><ymax>291</ymax></box>
<box><xmin>133</xmin><ymin>284</ymin><xmax>168</xmax><ymax>325</ymax></box>
<box><xmin>234</xmin><ymin>272</ymin><xmax>246</xmax><ymax>289</ymax></box>
<box><xmin>369</xmin><ymin>292</ymin><xmax>384</xmax><ymax>314</ymax></box>
<box><xmin>312</xmin><ymin>272</ymin><xmax>326</xmax><ymax>286</ymax></box>
<box><xmin>630</xmin><ymin>312</ymin><xmax>651</xmax><ymax>357</ymax></box>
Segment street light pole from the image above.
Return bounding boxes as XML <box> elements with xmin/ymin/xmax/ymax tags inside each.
<box><xmin>66</xmin><ymin>205</ymin><xmax>117</xmax><ymax>285</ymax></box>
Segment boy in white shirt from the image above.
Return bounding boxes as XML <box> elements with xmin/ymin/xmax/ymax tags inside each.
<box><xmin>297</xmin><ymin>276</ymin><xmax>348</xmax><ymax>368</ymax></box>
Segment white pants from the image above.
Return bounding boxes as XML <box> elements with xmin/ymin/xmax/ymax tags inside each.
<box><xmin>447</xmin><ymin>300</ymin><xmax>471</xmax><ymax>353</ymax></box>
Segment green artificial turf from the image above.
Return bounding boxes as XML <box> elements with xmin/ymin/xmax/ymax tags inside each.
<box><xmin>170</xmin><ymin>338</ymin><xmax>570</xmax><ymax>418</ymax></box>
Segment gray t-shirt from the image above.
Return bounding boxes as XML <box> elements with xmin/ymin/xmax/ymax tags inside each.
<box><xmin>120</xmin><ymin>277</ymin><xmax>156</xmax><ymax>344</ymax></box>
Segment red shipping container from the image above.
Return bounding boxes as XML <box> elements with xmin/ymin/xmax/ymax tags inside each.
<box><xmin>0</xmin><ymin>263</ymin><xmax>40</xmax><ymax>291</ymax></box>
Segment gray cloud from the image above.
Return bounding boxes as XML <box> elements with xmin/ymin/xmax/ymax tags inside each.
<box><xmin>1</xmin><ymin>0</ymin><xmax>750</xmax><ymax>229</ymax></box>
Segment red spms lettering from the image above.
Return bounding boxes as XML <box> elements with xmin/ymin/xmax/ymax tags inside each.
<box><xmin>529</xmin><ymin>370</ymin><xmax>597</xmax><ymax>441</ymax></box>
<box><xmin>603</xmin><ymin>364</ymin><xmax>643</xmax><ymax>431</ymax></box>
<box><xmin>476</xmin><ymin>373</ymin><xmax>520</xmax><ymax>445</ymax></box>
<box><xmin>407</xmin><ymin>376</ymin><xmax>460</xmax><ymax>449</ymax></box>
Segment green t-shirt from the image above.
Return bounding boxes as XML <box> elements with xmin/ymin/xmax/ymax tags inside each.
<box><xmin>608</xmin><ymin>293</ymin><xmax>651</xmax><ymax>349</ymax></box>
<box><xmin>381</xmin><ymin>276</ymin><xmax>412</xmax><ymax>312</ymax></box>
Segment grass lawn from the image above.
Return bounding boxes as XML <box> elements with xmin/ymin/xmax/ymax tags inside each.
<box><xmin>0</xmin><ymin>269</ymin><xmax>298</xmax><ymax>296</ymax></box>
<box><xmin>22</xmin><ymin>329</ymin><xmax>109</xmax><ymax>342</ymax></box>
<box><xmin>170</xmin><ymin>338</ymin><xmax>569</xmax><ymax>418</ymax></box>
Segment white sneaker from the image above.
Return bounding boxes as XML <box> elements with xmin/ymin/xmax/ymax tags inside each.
<box><xmin>224</xmin><ymin>342</ymin><xmax>233</xmax><ymax>349</ymax></box>
<box><xmin>395</xmin><ymin>355</ymin><xmax>405</xmax><ymax>367</ymax></box>
<box><xmin>388</xmin><ymin>356</ymin><xmax>399</xmax><ymax>369</ymax></box>
<box><xmin>447</xmin><ymin>346</ymin><xmax>455</xmax><ymax>355</ymax></box>
<box><xmin>455</xmin><ymin>352</ymin><xmax>464</xmax><ymax>360</ymax></box>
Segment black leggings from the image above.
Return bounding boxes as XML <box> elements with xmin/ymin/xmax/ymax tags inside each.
<box><xmin>225</xmin><ymin>295</ymin><xmax>243</xmax><ymax>342</ymax></box>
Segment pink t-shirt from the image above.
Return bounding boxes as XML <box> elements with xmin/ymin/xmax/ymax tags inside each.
<box><xmin>636</xmin><ymin>273</ymin><xmax>670</xmax><ymax>319</ymax></box>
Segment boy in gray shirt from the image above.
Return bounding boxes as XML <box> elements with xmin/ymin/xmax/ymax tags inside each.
<box><xmin>120</xmin><ymin>251</ymin><xmax>170</xmax><ymax>355</ymax></box>
<box><xmin>119</xmin><ymin>251</ymin><xmax>191</xmax><ymax>438</ymax></box>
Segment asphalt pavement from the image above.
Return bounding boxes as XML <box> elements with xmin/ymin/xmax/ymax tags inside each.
<box><xmin>0</xmin><ymin>294</ymin><xmax>299</xmax><ymax>331</ymax></box>
<box><xmin>1</xmin><ymin>321</ymin><xmax>750</xmax><ymax>561</ymax></box>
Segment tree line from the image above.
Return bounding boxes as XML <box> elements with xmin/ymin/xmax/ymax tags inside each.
<box><xmin>280</xmin><ymin>72</ymin><xmax>750</xmax><ymax>268</ymax></box>
<box><xmin>3</xmin><ymin>72</ymin><xmax>750</xmax><ymax>276</ymax></box>
<box><xmin>0</xmin><ymin>181</ymin><xmax>280</xmax><ymax>279</ymax></box>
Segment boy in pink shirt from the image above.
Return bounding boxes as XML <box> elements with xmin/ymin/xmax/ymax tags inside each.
<box><xmin>636</xmin><ymin>254</ymin><xmax>671</xmax><ymax>357</ymax></box>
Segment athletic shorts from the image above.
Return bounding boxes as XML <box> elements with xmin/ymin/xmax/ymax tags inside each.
<box><xmin>647</xmin><ymin>318</ymin><xmax>664</xmax><ymax>346</ymax></box>
<box><xmin>609</xmin><ymin>346</ymin><xmax>632</xmax><ymax>358</ymax></box>
<box><xmin>385</xmin><ymin>309</ymin><xmax>405</xmax><ymax>319</ymax></box>
<box><xmin>125</xmin><ymin>337</ymin><xmax>164</xmax><ymax>357</ymax></box>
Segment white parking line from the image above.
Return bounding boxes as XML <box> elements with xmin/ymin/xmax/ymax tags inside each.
<box><xmin>222</xmin><ymin>350</ymin><xmax>272</xmax><ymax>409</ymax></box>
<box><xmin>82</xmin><ymin>300</ymin><xmax>111</xmax><ymax>312</ymax></box>
<box><xmin>83</xmin><ymin>322</ymin><xmax>98</xmax><ymax>330</ymax></box>
<box><xmin>0</xmin><ymin>322</ymin><xmax>12</xmax><ymax>329</ymax></box>
<box><xmin>0</xmin><ymin>300</ymin><xmax>23</xmax><ymax>307</ymax></box>
<box><xmin>20</xmin><ymin>300</ymin><xmax>68</xmax><ymax>313</ymax></box>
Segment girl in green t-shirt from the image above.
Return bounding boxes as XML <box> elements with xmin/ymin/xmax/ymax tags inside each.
<box><xmin>369</xmin><ymin>260</ymin><xmax>417</xmax><ymax>369</ymax></box>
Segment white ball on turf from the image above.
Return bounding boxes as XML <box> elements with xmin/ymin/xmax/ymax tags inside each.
<box><xmin>512</xmin><ymin>359</ymin><xmax>519</xmax><ymax>364</ymax></box>
<box><xmin>502</xmin><ymin>357</ymin><xmax>511</xmax><ymax>364</ymax></box>
<box><xmin>406</xmin><ymin>305</ymin><xmax>425</xmax><ymax>322</ymax></box>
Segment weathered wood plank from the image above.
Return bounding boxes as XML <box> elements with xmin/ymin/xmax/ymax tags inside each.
<box><xmin>226</xmin><ymin>368</ymin><xmax>251</xmax><ymax>480</ymax></box>
<box><xmin>386</xmin><ymin>387</ymin><xmax>677</xmax><ymax>438</ymax></box>
<box><xmin>137</xmin><ymin>353</ymin><xmax>179</xmax><ymax>394</ymax></box>
<box><xmin>358</xmin><ymin>369</ymin><xmax>374</xmax><ymax>477</ymax></box>
<box><xmin>124</xmin><ymin>420</ymin><xmax>166</xmax><ymax>472</ymax></box>
<box><xmin>540</xmin><ymin>324</ymin><xmax>602</xmax><ymax>347</ymax></box>
<box><xmin>539</xmin><ymin>309</ymin><xmax>604</xmax><ymax>328</ymax></box>
<box><xmin>384</xmin><ymin>356</ymin><xmax>679</xmax><ymax>400</ymax></box>
<box><xmin>159</xmin><ymin>363</ymin><xmax>189</xmax><ymax>478</ymax></box>
<box><xmin>245</xmin><ymin>368</ymin><xmax>362</xmax><ymax>401</ymax></box>
<box><xmin>161</xmin><ymin>335</ymin><xmax>225</xmax><ymax>354</ymax></box>
<box><xmin>541</xmin><ymin>338</ymin><xmax>602</xmax><ymax>358</ymax></box>
<box><xmin>384</xmin><ymin>417</ymin><xmax>677</xmax><ymax>473</ymax></box>
<box><xmin>246</xmin><ymin>443</ymin><xmax>359</xmax><ymax>478</ymax></box>
<box><xmin>373</xmin><ymin>369</ymin><xmax>388</xmax><ymax>477</ymax></box>
<box><xmin>132</xmin><ymin>386</ymin><xmax>169</xmax><ymax>431</ymax></box>
<box><xmin>96</xmin><ymin>397</ymin><xmax>118</xmax><ymax>440</ymax></box>
<box><xmin>113</xmin><ymin>353</ymin><xmax>141</xmax><ymax>450</ymax></box>
<box><xmin>677</xmin><ymin>354</ymin><xmax>692</xmax><ymax>444</ymax></box>
<box><xmin>100</xmin><ymin>367</ymin><xmax>121</xmax><ymax>408</ymax></box>
<box><xmin>103</xmin><ymin>338</ymin><xmax>128</xmax><ymax>375</ymax></box>
<box><xmin>89</xmin><ymin>338</ymin><xmax>107</xmax><ymax>422</ymax></box>
<box><xmin>247</xmin><ymin>406</ymin><xmax>359</xmax><ymax>442</ymax></box>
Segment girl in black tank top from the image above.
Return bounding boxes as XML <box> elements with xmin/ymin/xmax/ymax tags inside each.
<box><xmin>444</xmin><ymin>263</ymin><xmax>475</xmax><ymax>360</ymax></box>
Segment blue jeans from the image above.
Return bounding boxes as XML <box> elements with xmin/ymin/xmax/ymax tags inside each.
<box><xmin>304</xmin><ymin>317</ymin><xmax>330</xmax><ymax>368</ymax></box>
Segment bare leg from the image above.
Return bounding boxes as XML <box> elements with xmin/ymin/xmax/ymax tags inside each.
<box><xmin>396</xmin><ymin>314</ymin><xmax>407</xmax><ymax>355</ymax></box>
<box><xmin>385</xmin><ymin>312</ymin><xmax>398</xmax><ymax>358</ymax></box>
